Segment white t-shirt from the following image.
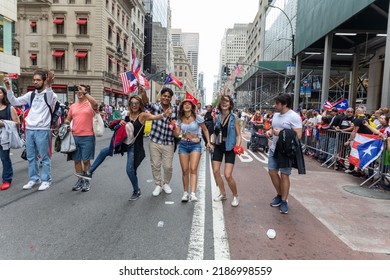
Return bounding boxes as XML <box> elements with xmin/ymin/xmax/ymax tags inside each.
<box><xmin>270</xmin><ymin>109</ymin><xmax>302</xmax><ymax>152</ymax></box>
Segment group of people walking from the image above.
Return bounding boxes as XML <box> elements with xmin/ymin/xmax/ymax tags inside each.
<box><xmin>1</xmin><ymin>69</ymin><xmax>305</xmax><ymax>215</ymax></box>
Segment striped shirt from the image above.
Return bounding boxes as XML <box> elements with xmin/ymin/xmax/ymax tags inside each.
<box><xmin>146</xmin><ymin>102</ymin><xmax>178</xmax><ymax>145</ymax></box>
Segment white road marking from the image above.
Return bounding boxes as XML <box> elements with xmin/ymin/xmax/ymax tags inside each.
<box><xmin>210</xmin><ymin>157</ymin><xmax>231</xmax><ymax>260</ymax></box>
<box><xmin>186</xmin><ymin>152</ymin><xmax>206</xmax><ymax>260</ymax></box>
<box><xmin>247</xmin><ymin>150</ymin><xmax>269</xmax><ymax>164</ymax></box>
<box><xmin>237</xmin><ymin>151</ymin><xmax>254</xmax><ymax>162</ymax></box>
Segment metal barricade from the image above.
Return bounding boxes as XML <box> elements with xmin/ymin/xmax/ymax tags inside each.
<box><xmin>302</xmin><ymin>127</ymin><xmax>390</xmax><ymax>188</ymax></box>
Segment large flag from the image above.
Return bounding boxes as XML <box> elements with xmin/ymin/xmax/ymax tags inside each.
<box><xmin>120</xmin><ymin>71</ymin><xmax>138</xmax><ymax>94</ymax></box>
<box><xmin>164</xmin><ymin>73</ymin><xmax>183</xmax><ymax>88</ymax></box>
<box><xmin>333</xmin><ymin>98</ymin><xmax>349</xmax><ymax>112</ymax></box>
<box><xmin>131</xmin><ymin>49</ymin><xmax>141</xmax><ymax>74</ymax></box>
<box><xmin>323</xmin><ymin>100</ymin><xmax>333</xmax><ymax>110</ymax></box>
<box><xmin>349</xmin><ymin>133</ymin><xmax>384</xmax><ymax>169</ymax></box>
<box><xmin>185</xmin><ymin>91</ymin><xmax>198</xmax><ymax>105</ymax></box>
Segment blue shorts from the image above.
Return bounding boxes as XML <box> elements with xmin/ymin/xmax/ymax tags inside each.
<box><xmin>72</xmin><ymin>136</ymin><xmax>95</xmax><ymax>161</ymax></box>
<box><xmin>267</xmin><ymin>149</ymin><xmax>292</xmax><ymax>175</ymax></box>
<box><xmin>178</xmin><ymin>140</ymin><xmax>202</xmax><ymax>154</ymax></box>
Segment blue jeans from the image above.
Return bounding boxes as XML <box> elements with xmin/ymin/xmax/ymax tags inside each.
<box><xmin>89</xmin><ymin>146</ymin><xmax>112</xmax><ymax>174</ymax></box>
<box><xmin>0</xmin><ymin>146</ymin><xmax>13</xmax><ymax>182</ymax></box>
<box><xmin>268</xmin><ymin>149</ymin><xmax>292</xmax><ymax>175</ymax></box>
<box><xmin>26</xmin><ymin>129</ymin><xmax>51</xmax><ymax>182</ymax></box>
<box><xmin>126</xmin><ymin>144</ymin><xmax>138</xmax><ymax>192</ymax></box>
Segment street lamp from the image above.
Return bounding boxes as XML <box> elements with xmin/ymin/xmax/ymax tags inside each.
<box><xmin>269</xmin><ymin>4</ymin><xmax>295</xmax><ymax>65</ymax></box>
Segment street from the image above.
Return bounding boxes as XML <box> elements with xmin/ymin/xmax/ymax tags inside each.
<box><xmin>1</xmin><ymin>128</ymin><xmax>390</xmax><ymax>260</ymax></box>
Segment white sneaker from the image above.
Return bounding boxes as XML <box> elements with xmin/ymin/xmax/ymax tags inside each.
<box><xmin>181</xmin><ymin>192</ymin><xmax>189</xmax><ymax>202</ymax></box>
<box><xmin>190</xmin><ymin>193</ymin><xmax>198</xmax><ymax>202</ymax></box>
<box><xmin>38</xmin><ymin>181</ymin><xmax>51</xmax><ymax>191</ymax></box>
<box><xmin>231</xmin><ymin>196</ymin><xmax>239</xmax><ymax>207</ymax></box>
<box><xmin>162</xmin><ymin>183</ymin><xmax>172</xmax><ymax>194</ymax></box>
<box><xmin>22</xmin><ymin>180</ymin><xmax>41</xmax><ymax>190</ymax></box>
<box><xmin>152</xmin><ymin>185</ymin><xmax>162</xmax><ymax>196</ymax></box>
<box><xmin>213</xmin><ymin>194</ymin><xmax>227</xmax><ymax>202</ymax></box>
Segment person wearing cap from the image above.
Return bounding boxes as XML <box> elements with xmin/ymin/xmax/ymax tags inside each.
<box><xmin>141</xmin><ymin>87</ymin><xmax>176</xmax><ymax>196</ymax></box>
<box><xmin>3</xmin><ymin>70</ymin><xmax>57</xmax><ymax>191</ymax></box>
<box><xmin>211</xmin><ymin>95</ymin><xmax>241</xmax><ymax>207</ymax></box>
<box><xmin>174</xmin><ymin>99</ymin><xmax>212</xmax><ymax>202</ymax></box>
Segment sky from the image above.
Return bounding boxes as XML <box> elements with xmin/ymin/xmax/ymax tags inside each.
<box><xmin>169</xmin><ymin>0</ymin><xmax>259</xmax><ymax>104</ymax></box>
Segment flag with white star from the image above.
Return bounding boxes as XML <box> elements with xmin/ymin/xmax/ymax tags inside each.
<box><xmin>349</xmin><ymin>133</ymin><xmax>384</xmax><ymax>169</ymax></box>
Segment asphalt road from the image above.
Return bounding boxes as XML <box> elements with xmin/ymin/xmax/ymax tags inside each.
<box><xmin>1</xmin><ymin>128</ymin><xmax>390</xmax><ymax>261</ymax></box>
<box><xmin>0</xmin><ymin>129</ymin><xmax>215</xmax><ymax>260</ymax></box>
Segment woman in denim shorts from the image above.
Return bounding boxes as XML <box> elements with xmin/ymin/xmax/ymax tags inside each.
<box><xmin>174</xmin><ymin>99</ymin><xmax>212</xmax><ymax>202</ymax></box>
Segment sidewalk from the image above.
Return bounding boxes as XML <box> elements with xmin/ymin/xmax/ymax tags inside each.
<box><xmin>223</xmin><ymin>151</ymin><xmax>390</xmax><ymax>260</ymax></box>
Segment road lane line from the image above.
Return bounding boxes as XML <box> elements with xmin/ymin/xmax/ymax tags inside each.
<box><xmin>186</xmin><ymin>152</ymin><xmax>206</xmax><ymax>260</ymax></box>
<box><xmin>209</xmin><ymin>156</ymin><xmax>230</xmax><ymax>260</ymax></box>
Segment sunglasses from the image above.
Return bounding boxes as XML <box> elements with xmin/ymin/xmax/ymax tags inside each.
<box><xmin>130</xmin><ymin>102</ymin><xmax>140</xmax><ymax>106</ymax></box>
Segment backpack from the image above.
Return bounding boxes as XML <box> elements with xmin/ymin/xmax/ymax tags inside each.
<box><xmin>30</xmin><ymin>91</ymin><xmax>61</xmax><ymax>128</ymax></box>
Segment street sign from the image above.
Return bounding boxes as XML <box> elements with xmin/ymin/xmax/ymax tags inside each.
<box><xmin>7</xmin><ymin>73</ymin><xmax>18</xmax><ymax>79</ymax></box>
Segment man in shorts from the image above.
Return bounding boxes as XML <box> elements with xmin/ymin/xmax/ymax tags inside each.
<box><xmin>266</xmin><ymin>94</ymin><xmax>302</xmax><ymax>214</ymax></box>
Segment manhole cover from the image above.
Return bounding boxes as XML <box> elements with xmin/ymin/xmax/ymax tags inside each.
<box><xmin>343</xmin><ymin>185</ymin><xmax>390</xmax><ymax>200</ymax></box>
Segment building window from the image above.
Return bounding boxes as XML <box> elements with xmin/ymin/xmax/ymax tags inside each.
<box><xmin>76</xmin><ymin>51</ymin><xmax>88</xmax><ymax>71</ymax></box>
<box><xmin>85</xmin><ymin>0</ymin><xmax>91</xmax><ymax>4</ymax></box>
<box><xmin>30</xmin><ymin>21</ymin><xmax>37</xmax><ymax>33</ymax></box>
<box><xmin>108</xmin><ymin>56</ymin><xmax>113</xmax><ymax>73</ymax></box>
<box><xmin>123</xmin><ymin>39</ymin><xmax>127</xmax><ymax>53</ymax></box>
<box><xmin>117</xmin><ymin>9</ymin><xmax>120</xmax><ymax>20</ymax></box>
<box><xmin>53</xmin><ymin>18</ymin><xmax>64</xmax><ymax>34</ymax></box>
<box><xmin>108</xmin><ymin>25</ymin><xmax>112</xmax><ymax>41</ymax></box>
<box><xmin>69</xmin><ymin>0</ymin><xmax>75</xmax><ymax>4</ymax></box>
<box><xmin>77</xmin><ymin>18</ymin><xmax>88</xmax><ymax>35</ymax></box>
<box><xmin>106</xmin><ymin>0</ymin><xmax>109</xmax><ymax>8</ymax></box>
<box><xmin>116</xmin><ymin>62</ymin><xmax>120</xmax><ymax>74</ymax></box>
<box><xmin>112</xmin><ymin>3</ymin><xmax>115</xmax><ymax>14</ymax></box>
<box><xmin>52</xmin><ymin>50</ymin><xmax>65</xmax><ymax>70</ymax></box>
<box><xmin>53</xmin><ymin>0</ymin><xmax>59</xmax><ymax>3</ymax></box>
<box><xmin>30</xmin><ymin>54</ymin><xmax>37</xmax><ymax>66</ymax></box>
<box><xmin>126</xmin><ymin>19</ymin><xmax>129</xmax><ymax>28</ymax></box>
<box><xmin>116</xmin><ymin>33</ymin><xmax>120</xmax><ymax>47</ymax></box>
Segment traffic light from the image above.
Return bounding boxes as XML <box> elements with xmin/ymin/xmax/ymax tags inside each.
<box><xmin>226</xmin><ymin>65</ymin><xmax>231</xmax><ymax>76</ymax></box>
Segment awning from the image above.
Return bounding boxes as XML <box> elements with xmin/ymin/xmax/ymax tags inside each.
<box><xmin>112</xmin><ymin>89</ymin><xmax>123</xmax><ymax>95</ymax></box>
<box><xmin>104</xmin><ymin>87</ymin><xmax>112</xmax><ymax>93</ymax></box>
<box><xmin>53</xmin><ymin>18</ymin><xmax>64</xmax><ymax>24</ymax></box>
<box><xmin>30</xmin><ymin>22</ymin><xmax>36</xmax><ymax>27</ymax></box>
<box><xmin>76</xmin><ymin>19</ymin><xmax>87</xmax><ymax>25</ymax></box>
<box><xmin>29</xmin><ymin>54</ymin><xmax>37</xmax><ymax>59</ymax></box>
<box><xmin>52</xmin><ymin>51</ymin><xmax>65</xmax><ymax>57</ymax></box>
<box><xmin>75</xmin><ymin>51</ymin><xmax>88</xmax><ymax>58</ymax></box>
<box><xmin>52</xmin><ymin>85</ymin><xmax>67</xmax><ymax>89</ymax></box>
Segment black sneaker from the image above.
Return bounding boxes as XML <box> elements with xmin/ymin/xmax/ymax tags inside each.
<box><xmin>129</xmin><ymin>190</ymin><xmax>142</xmax><ymax>200</ymax></box>
<box><xmin>75</xmin><ymin>172</ymin><xmax>92</xmax><ymax>181</ymax></box>
<box><xmin>81</xmin><ymin>180</ymin><xmax>91</xmax><ymax>192</ymax></box>
<box><xmin>72</xmin><ymin>178</ymin><xmax>84</xmax><ymax>191</ymax></box>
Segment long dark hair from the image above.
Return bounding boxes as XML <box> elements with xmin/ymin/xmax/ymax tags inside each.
<box><xmin>0</xmin><ymin>87</ymin><xmax>10</xmax><ymax>106</ymax></box>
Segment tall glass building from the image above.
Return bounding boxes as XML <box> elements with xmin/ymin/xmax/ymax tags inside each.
<box><xmin>143</xmin><ymin>0</ymin><xmax>170</xmax><ymax>75</ymax></box>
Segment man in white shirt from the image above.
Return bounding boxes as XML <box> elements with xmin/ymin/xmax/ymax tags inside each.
<box><xmin>4</xmin><ymin>70</ymin><xmax>57</xmax><ymax>191</ymax></box>
<box><xmin>265</xmin><ymin>94</ymin><xmax>302</xmax><ymax>214</ymax></box>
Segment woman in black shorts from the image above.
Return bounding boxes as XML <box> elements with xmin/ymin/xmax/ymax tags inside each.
<box><xmin>211</xmin><ymin>95</ymin><xmax>241</xmax><ymax>207</ymax></box>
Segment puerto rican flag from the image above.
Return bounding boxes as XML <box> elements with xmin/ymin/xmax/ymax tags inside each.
<box><xmin>131</xmin><ymin>49</ymin><xmax>141</xmax><ymax>74</ymax></box>
<box><xmin>349</xmin><ymin>133</ymin><xmax>384</xmax><ymax>169</ymax></box>
<box><xmin>164</xmin><ymin>73</ymin><xmax>183</xmax><ymax>88</ymax></box>
<box><xmin>323</xmin><ymin>100</ymin><xmax>333</xmax><ymax>110</ymax></box>
<box><xmin>134</xmin><ymin>71</ymin><xmax>150</xmax><ymax>89</ymax></box>
<box><xmin>333</xmin><ymin>98</ymin><xmax>349</xmax><ymax>112</ymax></box>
